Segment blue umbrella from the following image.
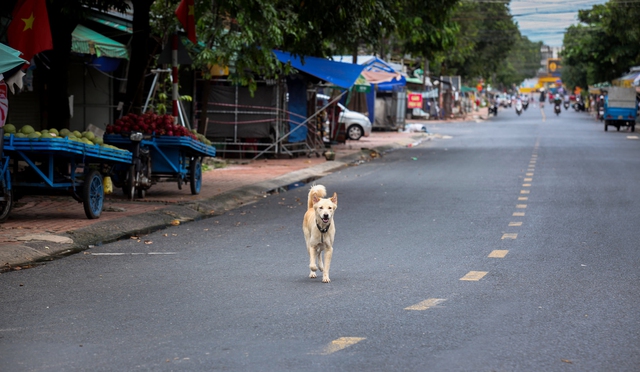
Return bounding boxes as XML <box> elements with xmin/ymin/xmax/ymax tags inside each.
<box><xmin>0</xmin><ymin>43</ymin><xmax>27</xmax><ymax>75</ymax></box>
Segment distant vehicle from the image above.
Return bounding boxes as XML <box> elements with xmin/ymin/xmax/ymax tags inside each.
<box><xmin>317</xmin><ymin>94</ymin><xmax>372</xmax><ymax>141</ymax></box>
<box><xmin>603</xmin><ymin>87</ymin><xmax>637</xmax><ymax>132</ymax></box>
<box><xmin>337</xmin><ymin>103</ymin><xmax>372</xmax><ymax>140</ymax></box>
<box><xmin>515</xmin><ymin>98</ymin><xmax>523</xmax><ymax>116</ymax></box>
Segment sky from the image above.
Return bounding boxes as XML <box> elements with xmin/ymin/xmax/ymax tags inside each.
<box><xmin>509</xmin><ymin>0</ymin><xmax>609</xmax><ymax>47</ymax></box>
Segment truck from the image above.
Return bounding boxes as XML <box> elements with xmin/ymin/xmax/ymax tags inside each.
<box><xmin>603</xmin><ymin>87</ymin><xmax>638</xmax><ymax>132</ymax></box>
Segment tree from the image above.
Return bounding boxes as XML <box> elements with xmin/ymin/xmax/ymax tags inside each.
<box><xmin>561</xmin><ymin>1</ymin><xmax>640</xmax><ymax>87</ymax></box>
<box><xmin>125</xmin><ymin>0</ymin><xmax>155</xmax><ymax>115</ymax></box>
<box><xmin>494</xmin><ymin>34</ymin><xmax>541</xmax><ymax>89</ymax></box>
<box><xmin>392</xmin><ymin>0</ymin><xmax>460</xmax><ymax>76</ymax></box>
<box><xmin>444</xmin><ymin>1</ymin><xmax>518</xmax><ymax>86</ymax></box>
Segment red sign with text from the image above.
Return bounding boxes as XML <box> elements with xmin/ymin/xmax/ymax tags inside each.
<box><xmin>407</xmin><ymin>93</ymin><xmax>423</xmax><ymax>109</ymax></box>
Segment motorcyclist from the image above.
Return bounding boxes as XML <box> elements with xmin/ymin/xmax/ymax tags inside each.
<box><xmin>554</xmin><ymin>93</ymin><xmax>562</xmax><ymax>106</ymax></box>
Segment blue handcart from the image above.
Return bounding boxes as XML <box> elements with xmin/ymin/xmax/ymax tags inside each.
<box><xmin>104</xmin><ymin>134</ymin><xmax>216</xmax><ymax>199</ymax></box>
<box><xmin>0</xmin><ymin>134</ymin><xmax>132</xmax><ymax>221</ymax></box>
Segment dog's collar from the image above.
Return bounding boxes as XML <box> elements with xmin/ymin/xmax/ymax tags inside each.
<box><xmin>316</xmin><ymin>222</ymin><xmax>330</xmax><ymax>243</ymax></box>
<box><xmin>316</xmin><ymin>222</ymin><xmax>330</xmax><ymax>234</ymax></box>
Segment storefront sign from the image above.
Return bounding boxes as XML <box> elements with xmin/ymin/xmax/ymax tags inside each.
<box><xmin>407</xmin><ymin>93</ymin><xmax>423</xmax><ymax>109</ymax></box>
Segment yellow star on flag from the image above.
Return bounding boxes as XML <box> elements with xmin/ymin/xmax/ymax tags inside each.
<box><xmin>188</xmin><ymin>5</ymin><xmax>194</xmax><ymax>16</ymax></box>
<box><xmin>22</xmin><ymin>12</ymin><xmax>35</xmax><ymax>31</ymax></box>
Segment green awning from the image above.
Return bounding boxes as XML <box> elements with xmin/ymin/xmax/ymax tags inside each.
<box><xmin>71</xmin><ymin>24</ymin><xmax>129</xmax><ymax>60</ymax></box>
<box><xmin>88</xmin><ymin>16</ymin><xmax>132</xmax><ymax>34</ymax></box>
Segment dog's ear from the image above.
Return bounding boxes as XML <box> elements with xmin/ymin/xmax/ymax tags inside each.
<box><xmin>330</xmin><ymin>192</ymin><xmax>337</xmax><ymax>205</ymax></box>
<box><xmin>312</xmin><ymin>195</ymin><xmax>320</xmax><ymax>205</ymax></box>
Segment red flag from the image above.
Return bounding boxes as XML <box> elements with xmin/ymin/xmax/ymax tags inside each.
<box><xmin>175</xmin><ymin>0</ymin><xmax>197</xmax><ymax>44</ymax></box>
<box><xmin>7</xmin><ymin>0</ymin><xmax>53</xmax><ymax>63</ymax></box>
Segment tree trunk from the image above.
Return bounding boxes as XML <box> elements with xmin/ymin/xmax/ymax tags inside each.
<box><xmin>198</xmin><ymin>78</ymin><xmax>211</xmax><ymax>135</ymax></box>
<box><xmin>41</xmin><ymin>1</ymin><xmax>76</xmax><ymax>129</ymax></box>
<box><xmin>125</xmin><ymin>0</ymin><xmax>154</xmax><ymax>115</ymax></box>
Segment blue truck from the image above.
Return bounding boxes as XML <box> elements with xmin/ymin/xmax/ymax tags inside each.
<box><xmin>603</xmin><ymin>87</ymin><xmax>638</xmax><ymax>132</ymax></box>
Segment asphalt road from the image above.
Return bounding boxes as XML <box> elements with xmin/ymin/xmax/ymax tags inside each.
<box><xmin>1</xmin><ymin>103</ymin><xmax>639</xmax><ymax>371</ymax></box>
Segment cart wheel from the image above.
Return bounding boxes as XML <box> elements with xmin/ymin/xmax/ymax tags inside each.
<box><xmin>83</xmin><ymin>170</ymin><xmax>104</xmax><ymax>219</ymax></box>
<box><xmin>123</xmin><ymin>165</ymin><xmax>135</xmax><ymax>201</ymax></box>
<box><xmin>0</xmin><ymin>187</ymin><xmax>12</xmax><ymax>223</ymax></box>
<box><xmin>190</xmin><ymin>157</ymin><xmax>202</xmax><ymax>195</ymax></box>
<box><xmin>604</xmin><ymin>121</ymin><xmax>608</xmax><ymax>131</ymax></box>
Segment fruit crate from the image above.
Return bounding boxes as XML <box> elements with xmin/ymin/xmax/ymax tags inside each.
<box><xmin>104</xmin><ymin>134</ymin><xmax>216</xmax><ymax>198</ymax></box>
<box><xmin>0</xmin><ymin>134</ymin><xmax>133</xmax><ymax>221</ymax></box>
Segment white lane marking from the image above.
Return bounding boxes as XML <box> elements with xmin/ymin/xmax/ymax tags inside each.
<box><xmin>91</xmin><ymin>252</ymin><xmax>177</xmax><ymax>256</ymax></box>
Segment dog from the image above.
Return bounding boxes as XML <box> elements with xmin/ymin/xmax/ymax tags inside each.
<box><xmin>302</xmin><ymin>185</ymin><xmax>337</xmax><ymax>283</ymax></box>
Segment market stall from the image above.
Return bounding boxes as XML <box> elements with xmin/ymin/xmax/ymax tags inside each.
<box><xmin>0</xmin><ymin>129</ymin><xmax>132</xmax><ymax>221</ymax></box>
<box><xmin>103</xmin><ymin>112</ymin><xmax>216</xmax><ymax>199</ymax></box>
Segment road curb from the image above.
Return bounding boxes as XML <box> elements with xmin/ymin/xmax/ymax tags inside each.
<box><xmin>1</xmin><ymin>141</ymin><xmax>420</xmax><ymax>271</ymax></box>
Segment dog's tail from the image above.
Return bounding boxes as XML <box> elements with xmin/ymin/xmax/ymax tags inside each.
<box><xmin>308</xmin><ymin>185</ymin><xmax>326</xmax><ymax>209</ymax></box>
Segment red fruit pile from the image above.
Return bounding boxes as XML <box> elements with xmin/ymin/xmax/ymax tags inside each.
<box><xmin>105</xmin><ymin>113</ymin><xmax>197</xmax><ymax>140</ymax></box>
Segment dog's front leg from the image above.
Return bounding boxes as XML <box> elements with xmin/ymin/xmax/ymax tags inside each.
<box><xmin>308</xmin><ymin>245</ymin><xmax>318</xmax><ymax>278</ymax></box>
<box><xmin>322</xmin><ymin>247</ymin><xmax>333</xmax><ymax>283</ymax></box>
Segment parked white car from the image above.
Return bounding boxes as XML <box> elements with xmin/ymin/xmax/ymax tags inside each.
<box><xmin>337</xmin><ymin>102</ymin><xmax>372</xmax><ymax>140</ymax></box>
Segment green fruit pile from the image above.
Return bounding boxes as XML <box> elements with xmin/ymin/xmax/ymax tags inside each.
<box><xmin>3</xmin><ymin>124</ymin><xmax>123</xmax><ymax>151</ymax></box>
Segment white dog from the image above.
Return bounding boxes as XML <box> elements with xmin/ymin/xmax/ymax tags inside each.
<box><xmin>302</xmin><ymin>185</ymin><xmax>337</xmax><ymax>283</ymax></box>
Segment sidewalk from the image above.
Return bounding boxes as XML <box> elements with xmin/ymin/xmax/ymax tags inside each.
<box><xmin>1</xmin><ymin>128</ymin><xmax>445</xmax><ymax>271</ymax></box>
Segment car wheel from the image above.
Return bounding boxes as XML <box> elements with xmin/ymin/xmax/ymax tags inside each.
<box><xmin>347</xmin><ymin>125</ymin><xmax>363</xmax><ymax>140</ymax></box>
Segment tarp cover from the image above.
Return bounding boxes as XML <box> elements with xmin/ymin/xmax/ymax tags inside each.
<box><xmin>273</xmin><ymin>50</ymin><xmax>364</xmax><ymax>89</ymax></box>
<box><xmin>206</xmin><ymin>85</ymin><xmax>276</xmax><ymax>139</ymax></box>
<box><xmin>286</xmin><ymin>76</ymin><xmax>308</xmax><ymax>143</ymax></box>
<box><xmin>360</xmin><ymin>58</ymin><xmax>406</xmax><ymax>92</ymax></box>
<box><xmin>0</xmin><ymin>43</ymin><xmax>27</xmax><ymax>74</ymax></box>
<box><xmin>71</xmin><ymin>25</ymin><xmax>129</xmax><ymax>59</ymax></box>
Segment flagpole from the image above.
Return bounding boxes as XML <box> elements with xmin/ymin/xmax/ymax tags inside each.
<box><xmin>171</xmin><ymin>32</ymin><xmax>179</xmax><ymax>124</ymax></box>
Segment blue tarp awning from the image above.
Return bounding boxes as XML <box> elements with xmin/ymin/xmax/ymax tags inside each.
<box><xmin>272</xmin><ymin>50</ymin><xmax>365</xmax><ymax>89</ymax></box>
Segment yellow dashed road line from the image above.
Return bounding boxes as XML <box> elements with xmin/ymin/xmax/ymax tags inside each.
<box><xmin>509</xmin><ymin>222</ymin><xmax>522</xmax><ymax>226</ymax></box>
<box><xmin>319</xmin><ymin>337</ymin><xmax>366</xmax><ymax>355</ymax></box>
<box><xmin>405</xmin><ymin>298</ymin><xmax>447</xmax><ymax>311</ymax></box>
<box><xmin>513</xmin><ymin>212</ymin><xmax>525</xmax><ymax>217</ymax></box>
<box><xmin>501</xmin><ymin>233</ymin><xmax>518</xmax><ymax>239</ymax></box>
<box><xmin>460</xmin><ymin>271</ymin><xmax>488</xmax><ymax>281</ymax></box>
<box><xmin>488</xmin><ymin>250</ymin><xmax>509</xmax><ymax>258</ymax></box>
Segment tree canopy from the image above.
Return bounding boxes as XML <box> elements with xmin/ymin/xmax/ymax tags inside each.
<box><xmin>561</xmin><ymin>0</ymin><xmax>640</xmax><ymax>89</ymax></box>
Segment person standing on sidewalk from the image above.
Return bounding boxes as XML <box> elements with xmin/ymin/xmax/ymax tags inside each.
<box><xmin>538</xmin><ymin>88</ymin><xmax>546</xmax><ymax>121</ymax></box>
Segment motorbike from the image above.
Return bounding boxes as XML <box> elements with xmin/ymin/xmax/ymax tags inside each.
<box><xmin>522</xmin><ymin>100</ymin><xmax>529</xmax><ymax>111</ymax></box>
<box><xmin>563</xmin><ymin>101</ymin><xmax>570</xmax><ymax>110</ymax></box>
<box><xmin>554</xmin><ymin>100</ymin><xmax>562</xmax><ymax>116</ymax></box>
<box><xmin>515</xmin><ymin>100</ymin><xmax>523</xmax><ymax>116</ymax></box>
<box><xmin>573</xmin><ymin>100</ymin><xmax>585</xmax><ymax>112</ymax></box>
<box><xmin>488</xmin><ymin>103</ymin><xmax>498</xmax><ymax>116</ymax></box>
